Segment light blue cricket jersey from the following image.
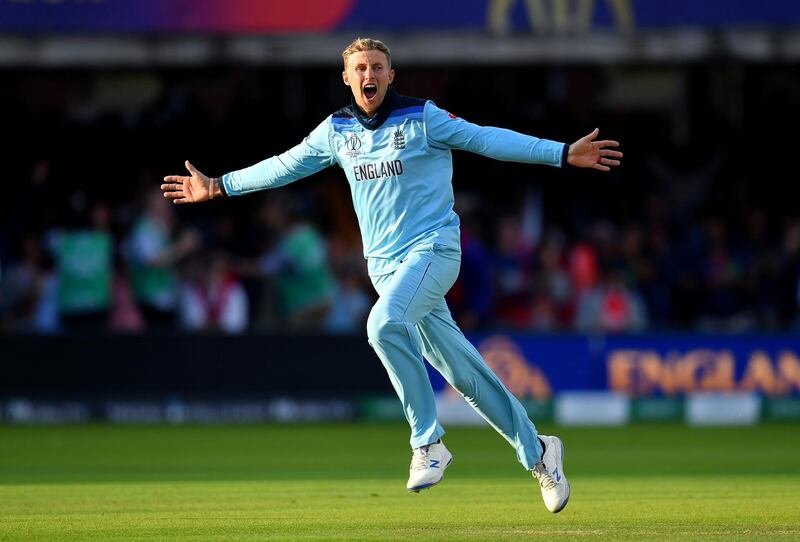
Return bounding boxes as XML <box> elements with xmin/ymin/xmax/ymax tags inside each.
<box><xmin>222</xmin><ymin>89</ymin><xmax>567</xmax><ymax>276</ymax></box>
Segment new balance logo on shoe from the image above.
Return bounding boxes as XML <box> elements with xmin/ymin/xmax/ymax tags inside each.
<box><xmin>553</xmin><ymin>468</ymin><xmax>561</xmax><ymax>482</ymax></box>
<box><xmin>407</xmin><ymin>441</ymin><xmax>452</xmax><ymax>492</ymax></box>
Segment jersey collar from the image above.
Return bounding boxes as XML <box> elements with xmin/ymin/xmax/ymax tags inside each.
<box><xmin>351</xmin><ymin>87</ymin><xmax>399</xmax><ymax>131</ymax></box>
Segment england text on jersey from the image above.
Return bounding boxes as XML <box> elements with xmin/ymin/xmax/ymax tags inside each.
<box><xmin>353</xmin><ymin>160</ymin><xmax>404</xmax><ymax>181</ymax></box>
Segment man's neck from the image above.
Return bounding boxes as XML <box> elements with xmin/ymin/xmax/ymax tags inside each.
<box><xmin>351</xmin><ymin>88</ymin><xmax>398</xmax><ymax>130</ymax></box>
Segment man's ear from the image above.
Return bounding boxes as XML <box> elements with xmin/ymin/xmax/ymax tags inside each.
<box><xmin>388</xmin><ymin>68</ymin><xmax>395</xmax><ymax>85</ymax></box>
<box><xmin>342</xmin><ymin>71</ymin><xmax>350</xmax><ymax>86</ymax></box>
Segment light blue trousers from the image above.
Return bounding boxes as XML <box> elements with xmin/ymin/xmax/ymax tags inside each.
<box><xmin>367</xmin><ymin>242</ymin><xmax>543</xmax><ymax>470</ymax></box>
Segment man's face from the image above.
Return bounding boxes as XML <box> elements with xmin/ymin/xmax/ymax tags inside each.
<box><xmin>342</xmin><ymin>49</ymin><xmax>395</xmax><ymax>117</ymax></box>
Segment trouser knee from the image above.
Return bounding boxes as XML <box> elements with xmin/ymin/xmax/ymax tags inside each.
<box><xmin>449</xmin><ymin>370</ymin><xmax>478</xmax><ymax>399</ymax></box>
<box><xmin>366</xmin><ymin>309</ymin><xmax>408</xmax><ymax>347</ymax></box>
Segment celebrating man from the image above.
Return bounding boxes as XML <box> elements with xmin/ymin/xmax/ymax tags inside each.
<box><xmin>162</xmin><ymin>37</ymin><xmax>622</xmax><ymax>513</ymax></box>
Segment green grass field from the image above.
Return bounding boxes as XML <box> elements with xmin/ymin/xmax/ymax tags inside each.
<box><xmin>1</xmin><ymin>423</ymin><xmax>799</xmax><ymax>541</ymax></box>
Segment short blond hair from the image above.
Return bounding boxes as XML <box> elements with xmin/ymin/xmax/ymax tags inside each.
<box><xmin>342</xmin><ymin>37</ymin><xmax>391</xmax><ymax>68</ymax></box>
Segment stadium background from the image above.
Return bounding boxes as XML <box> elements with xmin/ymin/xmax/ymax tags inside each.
<box><xmin>2</xmin><ymin>2</ymin><xmax>800</xmax><ymax>540</ymax></box>
<box><xmin>2</xmin><ymin>0</ymin><xmax>799</xmax><ymax>425</ymax></box>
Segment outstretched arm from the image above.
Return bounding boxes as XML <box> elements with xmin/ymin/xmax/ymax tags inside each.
<box><xmin>161</xmin><ymin>117</ymin><xmax>336</xmax><ymax>204</ymax></box>
<box><xmin>566</xmin><ymin>128</ymin><xmax>622</xmax><ymax>172</ymax></box>
<box><xmin>425</xmin><ymin>102</ymin><xmax>622</xmax><ymax>171</ymax></box>
<box><xmin>425</xmin><ymin>102</ymin><xmax>566</xmax><ymax>166</ymax></box>
<box><xmin>161</xmin><ymin>161</ymin><xmax>223</xmax><ymax>205</ymax></box>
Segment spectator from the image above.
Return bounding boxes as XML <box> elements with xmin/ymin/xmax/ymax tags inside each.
<box><xmin>179</xmin><ymin>252</ymin><xmax>249</xmax><ymax>333</ymax></box>
<box><xmin>530</xmin><ymin>231</ymin><xmax>573</xmax><ymax>330</ymax></box>
<box><xmin>325</xmin><ymin>264</ymin><xmax>371</xmax><ymax>333</ymax></box>
<box><xmin>0</xmin><ymin>234</ymin><xmax>58</xmax><ymax>333</ymax></box>
<box><xmin>256</xmin><ymin>197</ymin><xmax>335</xmax><ymax>329</ymax></box>
<box><xmin>696</xmin><ymin>217</ymin><xmax>748</xmax><ymax>330</ymax></box>
<box><xmin>108</xmin><ymin>250</ymin><xmax>145</xmax><ymax>333</ymax></box>
<box><xmin>567</xmin><ymin>241</ymin><xmax>599</xmax><ymax>296</ymax></box>
<box><xmin>638</xmin><ymin>225</ymin><xmax>674</xmax><ymax>329</ymax></box>
<box><xmin>576</xmin><ymin>268</ymin><xmax>648</xmax><ymax>333</ymax></box>
<box><xmin>53</xmin><ymin>199</ymin><xmax>114</xmax><ymax>332</ymax></box>
<box><xmin>492</xmin><ymin>215</ymin><xmax>536</xmax><ymax>327</ymax></box>
<box><xmin>125</xmin><ymin>188</ymin><xmax>199</xmax><ymax>329</ymax></box>
<box><xmin>739</xmin><ymin>209</ymin><xmax>781</xmax><ymax>329</ymax></box>
<box><xmin>447</xmin><ymin>204</ymin><xmax>494</xmax><ymax>331</ymax></box>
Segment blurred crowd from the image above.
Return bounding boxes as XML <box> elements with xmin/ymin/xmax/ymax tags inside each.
<box><xmin>2</xmin><ymin>64</ymin><xmax>799</xmax><ymax>334</ymax></box>
<box><xmin>0</xmin><ymin>167</ymin><xmax>374</xmax><ymax>335</ymax></box>
<box><xmin>2</xmin><ymin>159</ymin><xmax>799</xmax><ymax>336</ymax></box>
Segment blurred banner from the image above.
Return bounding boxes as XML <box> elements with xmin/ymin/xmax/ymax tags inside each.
<box><xmin>428</xmin><ymin>333</ymin><xmax>800</xmax><ymax>398</ymax></box>
<box><xmin>428</xmin><ymin>333</ymin><xmax>800</xmax><ymax>426</ymax></box>
<box><xmin>2</xmin><ymin>333</ymin><xmax>799</xmax><ymax>424</ymax></box>
<box><xmin>3</xmin><ymin>333</ymin><xmax>799</xmax><ymax>398</ymax></box>
<box><xmin>2</xmin><ymin>0</ymin><xmax>799</xmax><ymax>33</ymax></box>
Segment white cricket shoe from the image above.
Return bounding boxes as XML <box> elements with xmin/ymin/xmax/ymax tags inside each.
<box><xmin>406</xmin><ymin>440</ymin><xmax>453</xmax><ymax>492</ymax></box>
<box><xmin>532</xmin><ymin>435</ymin><xmax>570</xmax><ymax>513</ymax></box>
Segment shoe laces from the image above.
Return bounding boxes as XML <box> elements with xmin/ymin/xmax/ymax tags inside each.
<box><xmin>532</xmin><ymin>461</ymin><xmax>556</xmax><ymax>490</ymax></box>
<box><xmin>411</xmin><ymin>445</ymin><xmax>430</xmax><ymax>471</ymax></box>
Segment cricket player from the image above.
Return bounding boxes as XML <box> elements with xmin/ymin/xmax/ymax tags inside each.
<box><xmin>162</xmin><ymin>38</ymin><xmax>622</xmax><ymax>513</ymax></box>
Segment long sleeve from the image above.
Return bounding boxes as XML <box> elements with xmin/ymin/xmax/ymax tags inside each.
<box><xmin>221</xmin><ymin>118</ymin><xmax>336</xmax><ymax>195</ymax></box>
<box><xmin>424</xmin><ymin>101</ymin><xmax>567</xmax><ymax>167</ymax></box>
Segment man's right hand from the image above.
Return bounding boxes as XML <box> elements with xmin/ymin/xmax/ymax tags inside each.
<box><xmin>161</xmin><ymin>160</ymin><xmax>221</xmax><ymax>204</ymax></box>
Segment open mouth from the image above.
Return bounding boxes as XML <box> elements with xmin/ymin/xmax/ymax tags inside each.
<box><xmin>363</xmin><ymin>83</ymin><xmax>378</xmax><ymax>100</ymax></box>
